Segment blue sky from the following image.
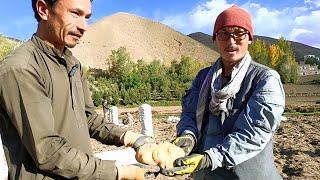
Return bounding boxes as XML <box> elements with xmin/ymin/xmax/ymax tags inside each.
<box><xmin>1</xmin><ymin>0</ymin><xmax>320</xmax><ymax>48</ymax></box>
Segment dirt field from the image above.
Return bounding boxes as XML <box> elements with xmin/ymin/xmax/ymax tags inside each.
<box><xmin>92</xmin><ymin>106</ymin><xmax>320</xmax><ymax>180</ymax></box>
<box><xmin>274</xmin><ymin>115</ymin><xmax>320</xmax><ymax>180</ymax></box>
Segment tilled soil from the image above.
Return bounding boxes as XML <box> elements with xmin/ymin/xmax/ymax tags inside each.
<box><xmin>91</xmin><ymin>108</ymin><xmax>320</xmax><ymax>180</ymax></box>
<box><xmin>274</xmin><ymin>115</ymin><xmax>320</xmax><ymax>180</ymax></box>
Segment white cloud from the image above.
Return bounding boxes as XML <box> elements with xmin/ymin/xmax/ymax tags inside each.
<box><xmin>158</xmin><ymin>0</ymin><xmax>320</xmax><ymax>48</ymax></box>
<box><xmin>246</xmin><ymin>4</ymin><xmax>320</xmax><ymax>48</ymax></box>
<box><xmin>250</xmin><ymin>5</ymin><xmax>320</xmax><ymax>48</ymax></box>
<box><xmin>290</xmin><ymin>28</ymin><xmax>313</xmax><ymax>40</ymax></box>
<box><xmin>189</xmin><ymin>0</ymin><xmax>230</xmax><ymax>29</ymax></box>
<box><xmin>249</xmin><ymin>3</ymin><xmax>261</xmax><ymax>9</ymax></box>
<box><xmin>295</xmin><ymin>10</ymin><xmax>320</xmax><ymax>26</ymax></box>
<box><xmin>291</xmin><ymin>10</ymin><xmax>320</xmax><ymax>47</ymax></box>
<box><xmin>250</xmin><ymin>6</ymin><xmax>285</xmax><ymax>38</ymax></box>
<box><xmin>160</xmin><ymin>0</ymin><xmax>233</xmax><ymax>35</ymax></box>
<box><xmin>304</xmin><ymin>0</ymin><xmax>320</xmax><ymax>7</ymax></box>
<box><xmin>160</xmin><ymin>15</ymin><xmax>189</xmax><ymax>33</ymax></box>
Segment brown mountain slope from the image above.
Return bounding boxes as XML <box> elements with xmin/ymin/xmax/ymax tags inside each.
<box><xmin>71</xmin><ymin>12</ymin><xmax>219</xmax><ymax>69</ymax></box>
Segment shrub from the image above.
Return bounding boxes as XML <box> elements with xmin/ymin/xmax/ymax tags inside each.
<box><xmin>88</xmin><ymin>47</ymin><xmax>209</xmax><ymax>106</ymax></box>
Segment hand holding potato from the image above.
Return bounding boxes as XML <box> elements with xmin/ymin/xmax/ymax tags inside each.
<box><xmin>135</xmin><ymin>142</ymin><xmax>186</xmax><ymax>169</ymax></box>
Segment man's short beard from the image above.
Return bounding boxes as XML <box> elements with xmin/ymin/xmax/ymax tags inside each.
<box><xmin>65</xmin><ymin>42</ymin><xmax>77</xmax><ymax>48</ymax></box>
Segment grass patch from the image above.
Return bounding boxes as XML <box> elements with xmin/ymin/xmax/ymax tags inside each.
<box><xmin>145</xmin><ymin>100</ymin><xmax>181</xmax><ymax>106</ymax></box>
<box><xmin>284</xmin><ymin>112</ymin><xmax>320</xmax><ymax>116</ymax></box>
<box><xmin>285</xmin><ymin>105</ymin><xmax>320</xmax><ymax>115</ymax></box>
<box><xmin>96</xmin><ymin>100</ymin><xmax>181</xmax><ymax>108</ymax></box>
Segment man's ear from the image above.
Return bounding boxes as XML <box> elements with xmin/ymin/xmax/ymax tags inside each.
<box><xmin>36</xmin><ymin>0</ymin><xmax>49</xmax><ymax>21</ymax></box>
<box><xmin>248</xmin><ymin>40</ymin><xmax>252</xmax><ymax>45</ymax></box>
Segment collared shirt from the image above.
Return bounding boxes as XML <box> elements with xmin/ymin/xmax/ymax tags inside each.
<box><xmin>0</xmin><ymin>34</ymin><xmax>126</xmax><ymax>179</ymax></box>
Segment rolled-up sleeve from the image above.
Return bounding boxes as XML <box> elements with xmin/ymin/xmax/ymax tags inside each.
<box><xmin>0</xmin><ymin>66</ymin><xmax>118</xmax><ymax>179</ymax></box>
<box><xmin>206</xmin><ymin>70</ymin><xmax>285</xmax><ymax>170</ymax></box>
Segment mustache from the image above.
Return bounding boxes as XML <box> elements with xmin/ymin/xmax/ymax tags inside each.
<box><xmin>69</xmin><ymin>31</ymin><xmax>83</xmax><ymax>38</ymax></box>
<box><xmin>225</xmin><ymin>45</ymin><xmax>238</xmax><ymax>51</ymax></box>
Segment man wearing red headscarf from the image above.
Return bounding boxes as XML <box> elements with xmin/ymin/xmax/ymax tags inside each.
<box><xmin>164</xmin><ymin>5</ymin><xmax>285</xmax><ymax>180</ymax></box>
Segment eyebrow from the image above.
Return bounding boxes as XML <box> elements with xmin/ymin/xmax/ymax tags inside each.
<box><xmin>220</xmin><ymin>28</ymin><xmax>246</xmax><ymax>32</ymax></box>
<box><xmin>221</xmin><ymin>27</ymin><xmax>246</xmax><ymax>31</ymax></box>
<box><xmin>72</xmin><ymin>8</ymin><xmax>92</xmax><ymax>19</ymax></box>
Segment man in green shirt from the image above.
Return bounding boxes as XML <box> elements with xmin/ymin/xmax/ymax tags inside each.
<box><xmin>0</xmin><ymin>0</ymin><xmax>183</xmax><ymax>179</ymax></box>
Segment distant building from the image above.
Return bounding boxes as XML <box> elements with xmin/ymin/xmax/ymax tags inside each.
<box><xmin>298</xmin><ymin>61</ymin><xmax>320</xmax><ymax>76</ymax></box>
<box><xmin>304</xmin><ymin>54</ymin><xmax>320</xmax><ymax>61</ymax></box>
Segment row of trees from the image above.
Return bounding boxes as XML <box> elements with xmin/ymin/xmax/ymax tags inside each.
<box><xmin>304</xmin><ymin>56</ymin><xmax>320</xmax><ymax>66</ymax></box>
<box><xmin>89</xmin><ymin>47</ymin><xmax>209</xmax><ymax>106</ymax></box>
<box><xmin>249</xmin><ymin>37</ymin><xmax>299</xmax><ymax>83</ymax></box>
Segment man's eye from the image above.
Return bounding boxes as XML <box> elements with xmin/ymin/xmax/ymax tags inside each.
<box><xmin>235</xmin><ymin>32</ymin><xmax>246</xmax><ymax>36</ymax></box>
<box><xmin>70</xmin><ymin>11</ymin><xmax>80</xmax><ymax>17</ymax></box>
<box><xmin>218</xmin><ymin>32</ymin><xmax>229</xmax><ymax>36</ymax></box>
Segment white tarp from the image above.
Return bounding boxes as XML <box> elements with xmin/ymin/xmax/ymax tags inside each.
<box><xmin>95</xmin><ymin>147</ymin><xmax>138</xmax><ymax>165</ymax></box>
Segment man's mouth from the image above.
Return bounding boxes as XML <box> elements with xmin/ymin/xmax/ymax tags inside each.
<box><xmin>225</xmin><ymin>49</ymin><xmax>237</xmax><ymax>54</ymax></box>
<box><xmin>225</xmin><ymin>46</ymin><xmax>238</xmax><ymax>54</ymax></box>
<box><xmin>70</xmin><ymin>32</ymin><xmax>82</xmax><ymax>39</ymax></box>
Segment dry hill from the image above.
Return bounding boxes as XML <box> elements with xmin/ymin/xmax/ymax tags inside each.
<box><xmin>72</xmin><ymin>12</ymin><xmax>219</xmax><ymax>69</ymax></box>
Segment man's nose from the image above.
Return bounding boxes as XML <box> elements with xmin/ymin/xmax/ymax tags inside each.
<box><xmin>77</xmin><ymin>17</ymin><xmax>88</xmax><ymax>32</ymax></box>
<box><xmin>226</xmin><ymin>34</ymin><xmax>236</xmax><ymax>43</ymax></box>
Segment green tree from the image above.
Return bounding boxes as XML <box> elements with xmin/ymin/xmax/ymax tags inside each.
<box><xmin>167</xmin><ymin>56</ymin><xmax>209</xmax><ymax>99</ymax></box>
<box><xmin>175</xmin><ymin>56</ymin><xmax>204</xmax><ymax>83</ymax></box>
<box><xmin>107</xmin><ymin>47</ymin><xmax>133</xmax><ymax>81</ymax></box>
<box><xmin>250</xmin><ymin>37</ymin><xmax>299</xmax><ymax>83</ymax></box>
<box><xmin>249</xmin><ymin>39</ymin><xmax>269</xmax><ymax>66</ymax></box>
<box><xmin>274</xmin><ymin>38</ymin><xmax>299</xmax><ymax>83</ymax></box>
<box><xmin>305</xmin><ymin>57</ymin><xmax>320</xmax><ymax>66</ymax></box>
<box><xmin>90</xmin><ymin>48</ymin><xmax>211</xmax><ymax>106</ymax></box>
<box><xmin>123</xmin><ymin>72</ymin><xmax>143</xmax><ymax>89</ymax></box>
<box><xmin>142</xmin><ymin>60</ymin><xmax>168</xmax><ymax>92</ymax></box>
<box><xmin>269</xmin><ymin>44</ymin><xmax>283</xmax><ymax>68</ymax></box>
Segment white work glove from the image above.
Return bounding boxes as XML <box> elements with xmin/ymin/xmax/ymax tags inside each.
<box><xmin>135</xmin><ymin>142</ymin><xmax>186</xmax><ymax>169</ymax></box>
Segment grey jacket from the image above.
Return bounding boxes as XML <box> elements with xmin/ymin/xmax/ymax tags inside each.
<box><xmin>177</xmin><ymin>60</ymin><xmax>285</xmax><ymax>180</ymax></box>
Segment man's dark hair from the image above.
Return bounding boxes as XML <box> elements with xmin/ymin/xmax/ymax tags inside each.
<box><xmin>31</xmin><ymin>0</ymin><xmax>93</xmax><ymax>22</ymax></box>
<box><xmin>32</xmin><ymin>0</ymin><xmax>57</xmax><ymax>22</ymax></box>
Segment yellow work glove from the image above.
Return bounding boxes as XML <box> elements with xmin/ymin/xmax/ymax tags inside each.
<box><xmin>135</xmin><ymin>142</ymin><xmax>185</xmax><ymax>169</ymax></box>
<box><xmin>172</xmin><ymin>134</ymin><xmax>196</xmax><ymax>155</ymax></box>
<box><xmin>116</xmin><ymin>163</ymin><xmax>160</xmax><ymax>180</ymax></box>
<box><xmin>161</xmin><ymin>153</ymin><xmax>212</xmax><ymax>176</ymax></box>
